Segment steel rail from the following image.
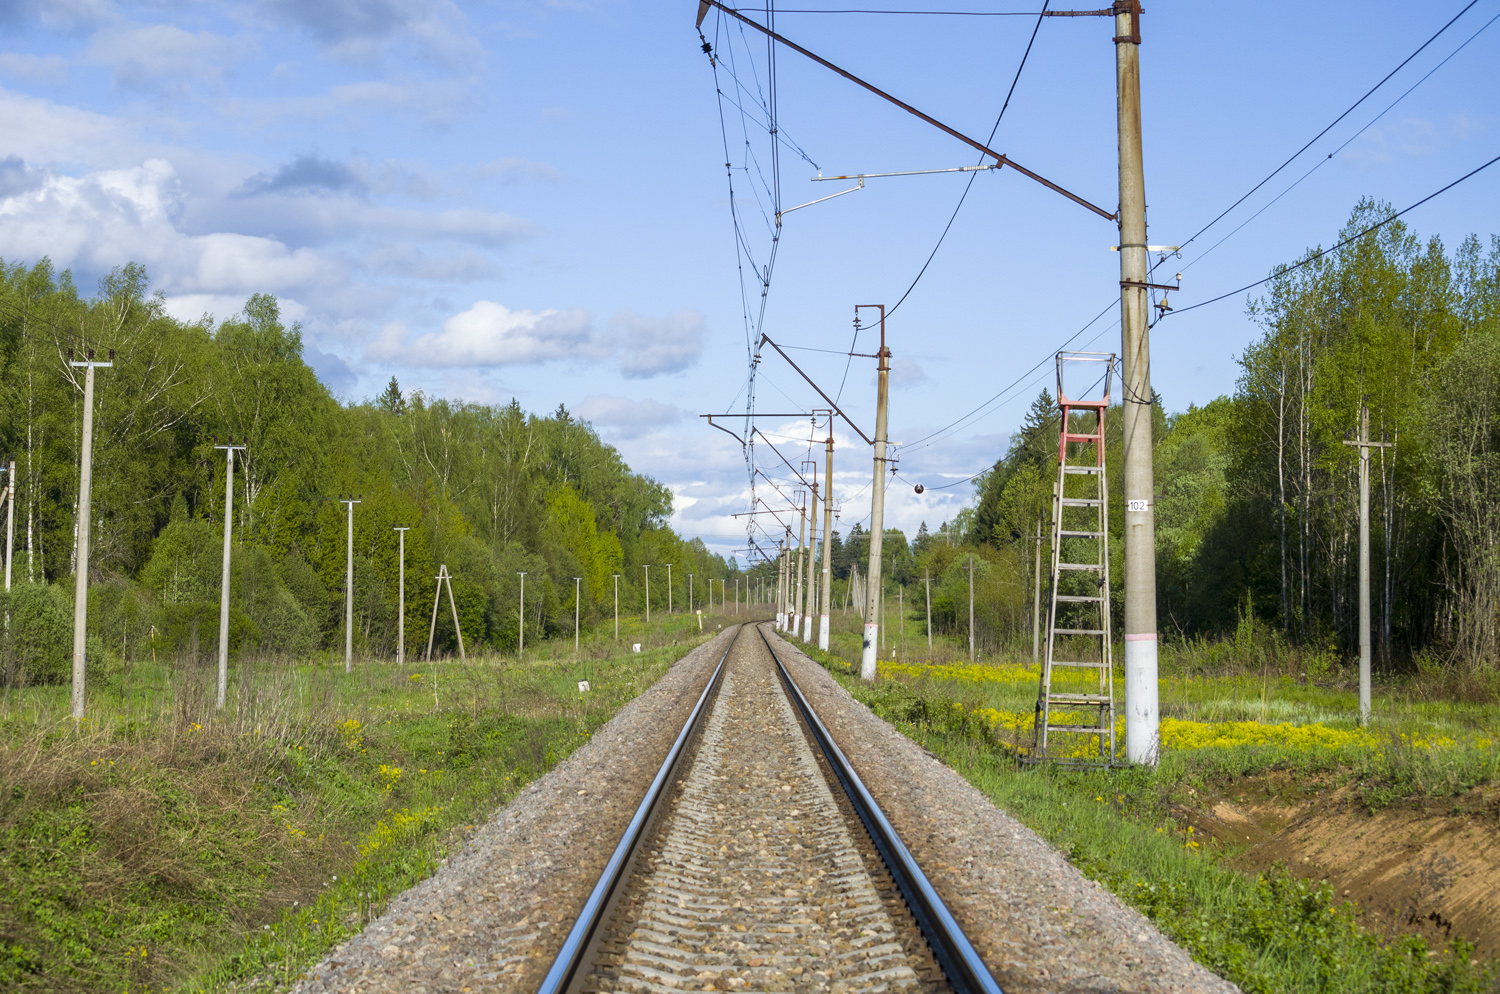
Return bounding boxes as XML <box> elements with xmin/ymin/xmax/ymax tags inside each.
<box><xmin>759</xmin><ymin>625</ymin><xmax>1006</xmax><ymax>994</ymax></box>
<box><xmin>535</xmin><ymin>629</ymin><xmax>736</xmax><ymax>994</ymax></box>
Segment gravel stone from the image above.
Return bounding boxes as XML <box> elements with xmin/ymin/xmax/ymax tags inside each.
<box><xmin>580</xmin><ymin>626</ymin><xmax>944</xmax><ymax>994</ymax></box>
<box><xmin>766</xmin><ymin>626</ymin><xmax>1240</xmax><ymax>994</ymax></box>
<box><xmin>292</xmin><ymin>628</ymin><xmax>739</xmax><ymax>994</ymax></box>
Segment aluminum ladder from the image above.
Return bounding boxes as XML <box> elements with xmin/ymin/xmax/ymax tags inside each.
<box><xmin>1030</xmin><ymin>352</ymin><xmax>1116</xmax><ymax>766</ymax></box>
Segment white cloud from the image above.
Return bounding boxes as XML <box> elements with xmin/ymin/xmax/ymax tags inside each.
<box><xmin>477</xmin><ymin>155</ymin><xmax>564</xmax><ymax>185</ymax></box>
<box><xmin>0</xmin><ymin>52</ymin><xmax>67</xmax><ymax>87</ymax></box>
<box><xmin>387</xmin><ymin>300</ymin><xmax>597</xmax><ymax>366</ymax></box>
<box><xmin>373</xmin><ymin>303</ymin><xmax>708</xmax><ymax>376</ymax></box>
<box><xmin>577</xmin><ymin>394</ymin><xmax>681</xmax><ymax>438</ymax></box>
<box><xmin>611</xmin><ymin>309</ymin><xmax>705</xmax><ymax>378</ymax></box>
<box><xmin>84</xmin><ymin>24</ymin><xmax>245</xmax><ymax>94</ymax></box>
<box><xmin>889</xmin><ymin>358</ymin><xmax>928</xmax><ymax>389</ymax></box>
<box><xmin>260</xmin><ymin>0</ymin><xmax>481</xmax><ymax>70</ymax></box>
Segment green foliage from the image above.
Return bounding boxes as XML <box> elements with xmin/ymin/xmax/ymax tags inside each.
<box><xmin>0</xmin><ymin>583</ymin><xmax>71</xmax><ymax>684</ymax></box>
<box><xmin>0</xmin><ymin>261</ymin><xmax>735</xmax><ymax>666</ymax></box>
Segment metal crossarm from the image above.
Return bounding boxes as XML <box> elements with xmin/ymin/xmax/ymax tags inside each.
<box><xmin>1028</xmin><ymin>352</ymin><xmax>1117</xmax><ymax>767</ymax></box>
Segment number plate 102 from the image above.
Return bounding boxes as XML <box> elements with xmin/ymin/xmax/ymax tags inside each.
<box><xmin>1127</xmin><ymin>499</ymin><xmax>1149</xmax><ymax>512</ymax></box>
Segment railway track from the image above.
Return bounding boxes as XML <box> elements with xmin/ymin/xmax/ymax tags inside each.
<box><xmin>539</xmin><ymin>623</ymin><xmax>1002</xmax><ymax>994</ymax></box>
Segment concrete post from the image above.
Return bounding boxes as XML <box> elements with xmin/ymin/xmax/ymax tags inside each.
<box><xmin>613</xmin><ymin>574</ymin><xmax>620</xmax><ymax>640</ymax></box>
<box><xmin>1114</xmin><ymin>2</ymin><xmax>1159</xmax><ymax>765</ymax></box>
<box><xmin>518</xmin><ymin>571</ymin><xmax>527</xmax><ymax>658</ymax></box>
<box><xmin>860</xmin><ymin>306</ymin><xmax>890</xmax><ymax>681</ymax></box>
<box><xmin>340</xmin><ymin>498</ymin><xmax>360</xmax><ymax>673</ymax></box>
<box><xmin>574</xmin><ymin>576</ymin><xmax>582</xmax><ymax>653</ymax></box>
<box><xmin>69</xmin><ymin>352</ymin><xmax>110</xmax><ymax>722</ymax></box>
<box><xmin>793</xmin><ymin>497</ymin><xmax>806</xmax><ymax>640</ymax></box>
<box><xmin>819</xmin><ymin>434</ymin><xmax>834</xmax><ymax>650</ymax></box>
<box><xmin>215</xmin><ymin>443</ymin><xmax>244</xmax><ymax>709</ymax></box>
<box><xmin>642</xmin><ymin>565</ymin><xmax>650</xmax><ymax>624</ymax></box>
<box><xmin>394</xmin><ymin>527</ymin><xmax>409</xmax><ymax>666</ymax></box>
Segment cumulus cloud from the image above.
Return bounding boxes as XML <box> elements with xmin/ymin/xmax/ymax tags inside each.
<box><xmin>83</xmin><ymin>24</ymin><xmax>245</xmax><ymax>93</ymax></box>
<box><xmin>0</xmin><ymin>52</ymin><xmax>67</xmax><ymax>86</ymax></box>
<box><xmin>381</xmin><ymin>300</ymin><xmax>596</xmax><ymax>367</ymax></box>
<box><xmin>260</xmin><ymin>0</ymin><xmax>480</xmax><ymax>69</ymax></box>
<box><xmin>889</xmin><ymin>358</ymin><xmax>928</xmax><ymax>389</ymax></box>
<box><xmin>236</xmin><ymin>154</ymin><xmax>366</xmax><ymax>197</ymax></box>
<box><xmin>477</xmin><ymin>155</ymin><xmax>564</xmax><ymax>185</ymax></box>
<box><xmin>372</xmin><ymin>303</ymin><xmax>707</xmax><ymax>376</ymax></box>
<box><xmin>577</xmin><ymin>395</ymin><xmax>681</xmax><ymax>438</ymax></box>
<box><xmin>611</xmin><ymin>309</ymin><xmax>705</xmax><ymax>378</ymax></box>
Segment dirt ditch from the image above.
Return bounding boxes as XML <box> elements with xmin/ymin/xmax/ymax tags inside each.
<box><xmin>1177</xmin><ymin>772</ymin><xmax>1500</xmax><ymax>958</ymax></box>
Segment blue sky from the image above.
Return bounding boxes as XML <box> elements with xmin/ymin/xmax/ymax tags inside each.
<box><xmin>1</xmin><ymin>0</ymin><xmax>1496</xmax><ymax>562</ymax></box>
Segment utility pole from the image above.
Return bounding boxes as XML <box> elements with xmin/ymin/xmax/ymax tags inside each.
<box><xmin>4</xmin><ymin>458</ymin><xmax>14</xmax><ymax>592</ymax></box>
<box><xmin>794</xmin><ymin>494</ymin><xmax>807</xmax><ymax>641</ymax></box>
<box><xmin>804</xmin><ymin>465</ymin><xmax>818</xmax><ymax>644</ymax></box>
<box><xmin>922</xmin><ymin>568</ymin><xmax>933</xmax><ymax>652</ymax></box>
<box><xmin>1114</xmin><ymin>0</ymin><xmax>1159</xmax><ymax>766</ymax></box>
<box><xmin>1033</xmin><ymin>520</ymin><xmax>1043</xmax><ymax>663</ymax></box>
<box><xmin>1344</xmin><ymin>402</ymin><xmax>1393</xmax><ymax>727</ymax></box>
<box><xmin>612</xmin><ymin>574</ymin><xmax>620</xmax><ymax>640</ymax></box>
<box><xmin>859</xmin><ymin>305</ymin><xmax>890</xmax><ymax>682</ymax></box>
<box><xmin>394</xmin><ymin>527</ymin><xmax>409</xmax><ymax>666</ymax></box>
<box><xmin>642</xmin><ymin>564</ymin><xmax>651</xmax><ymax>624</ymax></box>
<box><xmin>666</xmin><ymin>563</ymin><xmax>674</xmax><ymax>614</ymax></box>
<box><xmin>967</xmin><ymin>554</ymin><xmax>976</xmax><ymax>663</ymax></box>
<box><xmin>819</xmin><ymin>430</ymin><xmax>834</xmax><ymax>650</ymax></box>
<box><xmin>214</xmin><ymin>441</ymin><xmax>245</xmax><ymax>709</ymax></box>
<box><xmin>574</xmin><ymin>576</ymin><xmax>582</xmax><ymax>653</ymax></box>
<box><xmin>340</xmin><ymin>496</ymin><xmax>361</xmax><ymax>673</ymax></box>
<box><xmin>69</xmin><ymin>348</ymin><xmax>111</xmax><ymax>722</ymax></box>
<box><xmin>517</xmin><ymin>571</ymin><xmax>527</xmax><ymax>658</ymax></box>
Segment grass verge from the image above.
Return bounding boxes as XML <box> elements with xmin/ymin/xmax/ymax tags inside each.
<box><xmin>795</xmin><ymin>619</ymin><xmax>1498</xmax><ymax>994</ymax></box>
<box><xmin>0</xmin><ymin>613</ymin><xmax>725</xmax><ymax>993</ymax></box>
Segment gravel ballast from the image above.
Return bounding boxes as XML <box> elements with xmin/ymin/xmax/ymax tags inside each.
<box><xmin>766</xmin><ymin>626</ymin><xmax>1239</xmax><ymax>994</ymax></box>
<box><xmin>292</xmin><ymin>628</ymin><xmax>737</xmax><ymax>994</ymax></box>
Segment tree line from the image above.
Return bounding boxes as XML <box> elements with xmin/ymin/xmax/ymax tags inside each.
<box><xmin>965</xmin><ymin>201</ymin><xmax>1500</xmax><ymax>668</ymax></box>
<box><xmin>0</xmin><ymin>261</ymin><xmax>739</xmax><ymax>684</ymax></box>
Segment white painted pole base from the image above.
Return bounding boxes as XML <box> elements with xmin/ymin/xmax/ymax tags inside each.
<box><xmin>859</xmin><ymin>622</ymin><xmax>879</xmax><ymax>681</ymax></box>
<box><xmin>1124</xmin><ymin>635</ymin><xmax>1160</xmax><ymax>765</ymax></box>
<box><xmin>793</xmin><ymin>613</ymin><xmax>801</xmax><ymax>638</ymax></box>
<box><xmin>776</xmin><ymin>612</ymin><xmax>784</xmax><ymax>631</ymax></box>
<box><xmin>802</xmin><ymin>615</ymin><xmax>812</xmax><ymax>642</ymax></box>
<box><xmin>818</xmin><ymin>615</ymin><xmax>830</xmax><ymax>651</ymax></box>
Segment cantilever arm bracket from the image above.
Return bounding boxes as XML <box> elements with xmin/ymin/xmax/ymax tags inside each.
<box><xmin>696</xmin><ymin>0</ymin><xmax>1116</xmax><ymax>222</ymax></box>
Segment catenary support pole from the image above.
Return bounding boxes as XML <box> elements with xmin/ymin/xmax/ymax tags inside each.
<box><xmin>642</xmin><ymin>565</ymin><xmax>651</xmax><ymax>624</ymax></box>
<box><xmin>1115</xmin><ymin>1</ymin><xmax>1159</xmax><ymax>765</ymax></box>
<box><xmin>819</xmin><ymin>431</ymin><xmax>834</xmax><ymax>651</ymax></box>
<box><xmin>394</xmin><ymin>527</ymin><xmax>409</xmax><ymax>666</ymax></box>
<box><xmin>574</xmin><ymin>576</ymin><xmax>582</xmax><ymax>653</ymax></box>
<box><xmin>215</xmin><ymin>442</ymin><xmax>245</xmax><ymax>709</ymax></box>
<box><xmin>804</xmin><ymin>470</ymin><xmax>817</xmax><ymax>643</ymax></box>
<box><xmin>860</xmin><ymin>305</ymin><xmax>890</xmax><ymax>682</ymax></box>
<box><xmin>794</xmin><ymin>496</ymin><xmax>806</xmax><ymax>640</ymax></box>
<box><xmin>69</xmin><ymin>350</ymin><xmax>111</xmax><ymax>722</ymax></box>
<box><xmin>339</xmin><ymin>497</ymin><xmax>361</xmax><ymax>673</ymax></box>
<box><xmin>666</xmin><ymin>563</ymin><xmax>674</xmax><ymax>614</ymax></box>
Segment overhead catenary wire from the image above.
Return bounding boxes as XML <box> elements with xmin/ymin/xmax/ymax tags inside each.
<box><xmin>1164</xmin><ymin>151</ymin><xmax>1500</xmax><ymax>318</ymax></box>
<box><xmin>899</xmin><ymin>1</ymin><xmax>1494</xmax><ymax>465</ymax></box>
<box><xmin>1154</xmin><ymin>0</ymin><xmax>1485</xmax><ymax>270</ymax></box>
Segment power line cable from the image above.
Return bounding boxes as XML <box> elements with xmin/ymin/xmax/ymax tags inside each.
<box><xmin>1158</xmin><ymin>0</ymin><xmax>1484</xmax><ymax>267</ymax></box>
<box><xmin>1165</xmin><ymin>151</ymin><xmax>1500</xmax><ymax>318</ymax></box>
<box><xmin>883</xmin><ymin>0</ymin><xmax>1051</xmax><ymax>321</ymax></box>
<box><xmin>1171</xmin><ymin>6</ymin><xmax>1500</xmax><ymax>278</ymax></box>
